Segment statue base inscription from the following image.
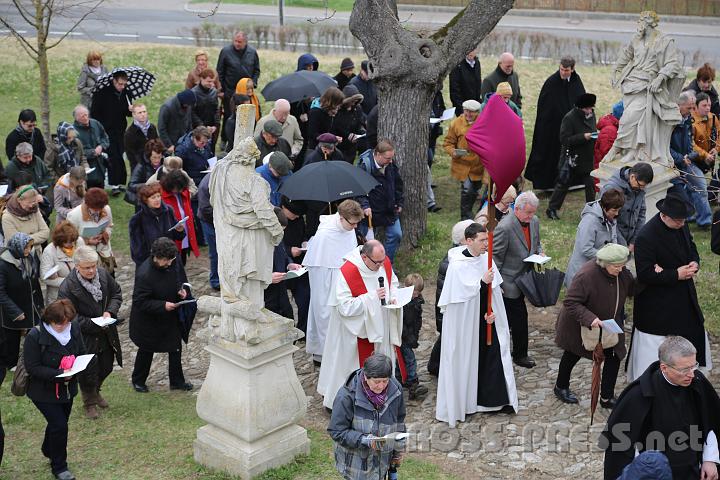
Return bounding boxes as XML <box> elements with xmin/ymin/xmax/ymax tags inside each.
<box><xmin>193</xmin><ymin>296</ymin><xmax>310</xmax><ymax>479</ymax></box>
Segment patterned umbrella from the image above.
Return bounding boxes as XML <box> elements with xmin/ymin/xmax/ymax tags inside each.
<box><xmin>92</xmin><ymin>66</ymin><xmax>156</xmax><ymax>102</ymax></box>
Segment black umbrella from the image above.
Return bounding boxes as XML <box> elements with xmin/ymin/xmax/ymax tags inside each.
<box><xmin>516</xmin><ymin>268</ymin><xmax>565</xmax><ymax>307</ymax></box>
<box><xmin>178</xmin><ymin>291</ymin><xmax>198</xmax><ymax>344</ymax></box>
<box><xmin>278</xmin><ymin>160</ymin><xmax>379</xmax><ymax>203</ymax></box>
<box><xmin>261</xmin><ymin>70</ymin><xmax>337</xmax><ymax>103</ymax></box>
<box><xmin>93</xmin><ymin>66</ymin><xmax>156</xmax><ymax>102</ymax></box>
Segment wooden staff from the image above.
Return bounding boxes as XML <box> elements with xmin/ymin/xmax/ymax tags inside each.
<box><xmin>485</xmin><ymin>180</ymin><xmax>497</xmax><ymax>346</ymax></box>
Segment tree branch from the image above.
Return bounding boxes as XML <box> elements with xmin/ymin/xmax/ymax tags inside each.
<box><xmin>47</xmin><ymin>0</ymin><xmax>105</xmax><ymax>49</ymax></box>
<box><xmin>0</xmin><ymin>17</ymin><xmax>39</xmax><ymax>58</ymax></box>
<box><xmin>9</xmin><ymin>0</ymin><xmax>38</xmax><ymax>27</ymax></box>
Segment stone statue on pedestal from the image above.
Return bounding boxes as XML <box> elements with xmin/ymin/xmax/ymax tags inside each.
<box><xmin>601</xmin><ymin>10</ymin><xmax>685</xmax><ymax>167</ymax></box>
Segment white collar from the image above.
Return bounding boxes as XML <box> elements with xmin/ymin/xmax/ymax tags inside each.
<box><xmin>44</xmin><ymin>322</ymin><xmax>72</xmax><ymax>346</ymax></box>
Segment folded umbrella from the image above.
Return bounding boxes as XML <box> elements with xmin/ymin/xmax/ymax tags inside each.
<box><xmin>590</xmin><ymin>338</ymin><xmax>605</xmax><ymax>425</ymax></box>
<box><xmin>515</xmin><ymin>268</ymin><xmax>565</xmax><ymax>308</ymax></box>
<box><xmin>93</xmin><ymin>66</ymin><xmax>156</xmax><ymax>102</ymax></box>
<box><xmin>278</xmin><ymin>160</ymin><xmax>379</xmax><ymax>203</ymax></box>
<box><xmin>178</xmin><ymin>291</ymin><xmax>198</xmax><ymax>344</ymax></box>
<box><xmin>261</xmin><ymin>70</ymin><xmax>337</xmax><ymax>103</ymax></box>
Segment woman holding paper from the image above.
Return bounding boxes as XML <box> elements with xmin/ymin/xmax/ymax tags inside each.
<box><xmin>553</xmin><ymin>243</ymin><xmax>634</xmax><ymax>407</ymax></box>
<box><xmin>24</xmin><ymin>299</ymin><xmax>86</xmax><ymax>480</ymax></box>
<box><xmin>159</xmin><ymin>170</ymin><xmax>199</xmax><ymax>264</ymax></box>
<box><xmin>57</xmin><ymin>246</ymin><xmax>122</xmax><ymax>420</ymax></box>
<box><xmin>1</xmin><ymin>185</ymin><xmax>50</xmax><ymax>256</ymax></box>
<box><xmin>66</xmin><ymin>187</ymin><xmax>115</xmax><ymax>275</ymax></box>
<box><xmin>41</xmin><ymin>222</ymin><xmax>85</xmax><ymax>303</ymax></box>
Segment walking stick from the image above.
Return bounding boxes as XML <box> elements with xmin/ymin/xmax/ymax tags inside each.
<box><xmin>485</xmin><ymin>180</ymin><xmax>496</xmax><ymax>346</ymax></box>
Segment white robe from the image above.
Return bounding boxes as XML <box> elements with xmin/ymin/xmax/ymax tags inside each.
<box><xmin>317</xmin><ymin>247</ymin><xmax>402</xmax><ymax>409</ymax></box>
<box><xmin>435</xmin><ymin>246</ymin><xmax>518</xmax><ymax>428</ymax></box>
<box><xmin>627</xmin><ymin>328</ymin><xmax>713</xmax><ymax>382</ymax></box>
<box><xmin>304</xmin><ymin>213</ymin><xmax>358</xmax><ymax>356</ymax></box>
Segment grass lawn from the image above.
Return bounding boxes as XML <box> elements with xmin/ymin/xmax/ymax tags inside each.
<box><xmin>190</xmin><ymin>0</ymin><xmax>356</xmax><ymax>11</ymax></box>
<box><xmin>0</xmin><ymin>37</ymin><xmax>717</xmax><ymax>478</ymax></box>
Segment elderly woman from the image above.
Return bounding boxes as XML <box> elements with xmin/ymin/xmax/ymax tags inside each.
<box><xmin>159</xmin><ymin>170</ymin><xmax>199</xmax><ymax>264</ymax></box>
<box><xmin>2</xmin><ymin>185</ymin><xmax>50</xmax><ymax>255</ymax></box>
<box><xmin>126</xmin><ymin>138</ymin><xmax>165</xmax><ymax>206</ymax></box>
<box><xmin>129</xmin><ymin>183</ymin><xmax>186</xmax><ymax>267</ymax></box>
<box><xmin>41</xmin><ymin>222</ymin><xmax>85</xmax><ymax>303</ymax></box>
<box><xmin>185</xmin><ymin>49</ymin><xmax>222</xmax><ymax>93</ymax></box>
<box><xmin>328</xmin><ymin>353</ymin><xmax>406</xmax><ymax>480</ymax></box>
<box><xmin>475</xmin><ymin>185</ymin><xmax>517</xmax><ymax>226</ymax></box>
<box><xmin>146</xmin><ymin>155</ymin><xmax>198</xmax><ymax>196</ymax></box>
<box><xmin>0</xmin><ymin>233</ymin><xmax>44</xmax><ymax>371</ymax></box>
<box><xmin>24</xmin><ymin>299</ymin><xmax>86</xmax><ymax>480</ymax></box>
<box><xmin>66</xmin><ymin>187</ymin><xmax>115</xmax><ymax>275</ymax></box>
<box><xmin>77</xmin><ymin>50</ymin><xmax>108</xmax><ymax>107</ymax></box>
<box><xmin>44</xmin><ymin>122</ymin><xmax>87</xmax><ymax>181</ymax></box>
<box><xmin>564</xmin><ymin>188</ymin><xmax>626</xmax><ymax>287</ymax></box>
<box><xmin>307</xmin><ymin>87</ymin><xmax>345</xmax><ymax>151</ymax></box>
<box><xmin>554</xmin><ymin>243</ymin><xmax>634</xmax><ymax>407</ymax></box>
<box><xmin>5</xmin><ymin>142</ymin><xmax>53</xmax><ymax>192</ymax></box>
<box><xmin>58</xmin><ymin>246</ymin><xmax>122</xmax><ymax>419</ymax></box>
<box><xmin>130</xmin><ymin>237</ymin><xmax>192</xmax><ymax>392</ymax></box>
<box><xmin>54</xmin><ymin>166</ymin><xmax>86</xmax><ymax>223</ymax></box>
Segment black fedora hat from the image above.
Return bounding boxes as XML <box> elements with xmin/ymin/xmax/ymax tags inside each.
<box><xmin>576</xmin><ymin>93</ymin><xmax>597</xmax><ymax>109</ymax></box>
<box><xmin>656</xmin><ymin>192</ymin><xmax>695</xmax><ymax>219</ymax></box>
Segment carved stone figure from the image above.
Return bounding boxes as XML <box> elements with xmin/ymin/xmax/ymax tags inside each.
<box><xmin>602</xmin><ymin>11</ymin><xmax>685</xmax><ymax>166</ymax></box>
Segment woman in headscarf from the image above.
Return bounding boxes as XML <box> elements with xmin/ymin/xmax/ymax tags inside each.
<box><xmin>66</xmin><ymin>187</ymin><xmax>115</xmax><ymax>275</ymax></box>
<box><xmin>0</xmin><ymin>233</ymin><xmax>44</xmax><ymax>371</ymax></box>
<box><xmin>41</xmin><ymin>222</ymin><xmax>85</xmax><ymax>303</ymax></box>
<box><xmin>235</xmin><ymin>78</ymin><xmax>261</xmax><ymax>121</ymax></box>
<box><xmin>58</xmin><ymin>246</ymin><xmax>122</xmax><ymax>419</ymax></box>
<box><xmin>44</xmin><ymin>122</ymin><xmax>87</xmax><ymax>180</ymax></box>
<box><xmin>1</xmin><ymin>185</ymin><xmax>50</xmax><ymax>256</ymax></box>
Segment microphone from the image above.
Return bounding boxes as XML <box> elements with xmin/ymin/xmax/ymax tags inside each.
<box><xmin>378</xmin><ymin>277</ymin><xmax>386</xmax><ymax>306</ymax></box>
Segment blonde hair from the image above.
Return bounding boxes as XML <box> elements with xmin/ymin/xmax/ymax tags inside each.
<box><xmin>86</xmin><ymin>50</ymin><xmax>103</xmax><ymax>64</ymax></box>
<box><xmin>404</xmin><ymin>273</ymin><xmax>424</xmax><ymax>292</ymax></box>
<box><xmin>337</xmin><ymin>199</ymin><xmax>363</xmax><ymax>223</ymax></box>
<box><xmin>194</xmin><ymin>49</ymin><xmax>208</xmax><ymax>61</ymax></box>
<box><xmin>163</xmin><ymin>156</ymin><xmax>184</xmax><ymax>170</ymax></box>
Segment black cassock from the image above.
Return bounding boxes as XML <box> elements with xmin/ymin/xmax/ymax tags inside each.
<box><xmin>524</xmin><ymin>70</ymin><xmax>586</xmax><ymax>190</ymax></box>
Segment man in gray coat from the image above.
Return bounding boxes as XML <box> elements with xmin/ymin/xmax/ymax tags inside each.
<box><xmin>158</xmin><ymin>90</ymin><xmax>196</xmax><ymax>154</ymax></box>
<box><xmin>600</xmin><ymin>162</ymin><xmax>654</xmax><ymax>252</ymax></box>
<box><xmin>492</xmin><ymin>191</ymin><xmax>543</xmax><ymax>368</ymax></box>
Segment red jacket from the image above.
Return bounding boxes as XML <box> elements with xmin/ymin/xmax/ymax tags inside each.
<box><xmin>593</xmin><ymin>114</ymin><xmax>619</xmax><ymax>168</ymax></box>
<box><xmin>160</xmin><ymin>188</ymin><xmax>200</xmax><ymax>258</ymax></box>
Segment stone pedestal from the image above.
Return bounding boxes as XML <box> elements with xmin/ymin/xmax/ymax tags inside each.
<box><xmin>592</xmin><ymin>159</ymin><xmax>678</xmax><ymax>221</ymax></box>
<box><xmin>193</xmin><ymin>296</ymin><xmax>310</xmax><ymax>479</ymax></box>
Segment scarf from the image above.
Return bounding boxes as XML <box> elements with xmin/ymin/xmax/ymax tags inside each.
<box><xmin>235</xmin><ymin>78</ymin><xmax>261</xmax><ymax>121</ymax></box>
<box><xmin>5</xmin><ymin>193</ymin><xmax>38</xmax><ymax>218</ymax></box>
<box><xmin>77</xmin><ymin>269</ymin><xmax>103</xmax><ymax>302</ymax></box>
<box><xmin>133</xmin><ymin>118</ymin><xmax>151</xmax><ymax>137</ymax></box>
<box><xmin>44</xmin><ymin>321</ymin><xmax>72</xmax><ymax>346</ymax></box>
<box><xmin>55</xmin><ymin>122</ymin><xmax>78</xmax><ymax>173</ymax></box>
<box><xmin>1</xmin><ymin>232</ymin><xmax>40</xmax><ymax>281</ymax></box>
<box><xmin>61</xmin><ymin>246</ymin><xmax>75</xmax><ymax>258</ymax></box>
<box><xmin>360</xmin><ymin>371</ymin><xmax>388</xmax><ymax>410</ymax></box>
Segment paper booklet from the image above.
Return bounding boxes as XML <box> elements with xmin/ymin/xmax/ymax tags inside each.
<box><xmin>523</xmin><ymin>254</ymin><xmax>551</xmax><ymax>265</ymax></box>
<box><xmin>168</xmin><ymin>216</ymin><xmax>190</xmax><ymax>231</ymax></box>
<box><xmin>91</xmin><ymin>317</ymin><xmax>117</xmax><ymax>327</ymax></box>
<box><xmin>367</xmin><ymin>432</ymin><xmax>410</xmax><ymax>442</ymax></box>
<box><xmin>43</xmin><ymin>265</ymin><xmax>60</xmax><ymax>280</ymax></box>
<box><xmin>175</xmin><ymin>299</ymin><xmax>197</xmax><ymax>306</ymax></box>
<box><xmin>383</xmin><ymin>285</ymin><xmax>414</xmax><ymax>310</ymax></box>
<box><xmin>601</xmin><ymin>319</ymin><xmax>624</xmax><ymax>334</ymax></box>
<box><xmin>56</xmin><ymin>354</ymin><xmax>95</xmax><ymax>377</ymax></box>
<box><xmin>285</xmin><ymin>267</ymin><xmax>307</xmax><ymax>279</ymax></box>
<box><xmin>81</xmin><ymin>220</ymin><xmax>110</xmax><ymax>238</ymax></box>
<box><xmin>430</xmin><ymin>107</ymin><xmax>456</xmax><ymax>124</ymax></box>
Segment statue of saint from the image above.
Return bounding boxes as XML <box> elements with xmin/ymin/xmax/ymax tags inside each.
<box><xmin>209</xmin><ymin>104</ymin><xmax>284</xmax><ymax>317</ymax></box>
<box><xmin>602</xmin><ymin>11</ymin><xmax>685</xmax><ymax>166</ymax></box>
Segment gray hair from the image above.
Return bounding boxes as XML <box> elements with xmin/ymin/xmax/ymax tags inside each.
<box><xmin>15</xmin><ymin>142</ymin><xmax>33</xmax><ymax>156</ymax></box>
<box><xmin>595</xmin><ymin>258</ymin><xmax>609</xmax><ymax>268</ymax></box>
<box><xmin>69</xmin><ymin>165</ymin><xmax>87</xmax><ymax>181</ymax></box>
<box><xmin>73</xmin><ymin>245</ymin><xmax>99</xmax><ymax>264</ymax></box>
<box><xmin>72</xmin><ymin>104</ymin><xmax>89</xmax><ymax>119</ymax></box>
<box><xmin>361</xmin><ymin>240</ymin><xmax>382</xmax><ymax>257</ymax></box>
<box><xmin>658</xmin><ymin>336</ymin><xmax>697</xmax><ymax>365</ymax></box>
<box><xmin>363</xmin><ymin>353</ymin><xmax>392</xmax><ymax>379</ymax></box>
<box><xmin>678</xmin><ymin>91</ymin><xmax>695</xmax><ymax>106</ymax></box>
<box><xmin>515</xmin><ymin>191</ymin><xmax>539</xmax><ymax>211</ymax></box>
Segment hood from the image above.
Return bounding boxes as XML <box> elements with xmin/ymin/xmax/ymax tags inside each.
<box><xmin>618</xmin><ymin>451</ymin><xmax>672</xmax><ymax>480</ymax></box>
<box><xmin>296</xmin><ymin>53</ymin><xmax>319</xmax><ymax>72</ymax></box>
<box><xmin>597</xmin><ymin>113</ymin><xmax>619</xmax><ymax>130</ymax></box>
<box><xmin>56</xmin><ymin>172</ymin><xmax>71</xmax><ymax>189</ymax></box>
<box><xmin>580</xmin><ymin>200</ymin><xmax>605</xmax><ymax>221</ymax></box>
<box><xmin>342</xmin><ymin>84</ymin><xmax>363</xmax><ymax>105</ymax></box>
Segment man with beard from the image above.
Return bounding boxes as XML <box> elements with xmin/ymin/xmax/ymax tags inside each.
<box><xmin>525</xmin><ymin>56</ymin><xmax>586</xmax><ymax>191</ymax></box>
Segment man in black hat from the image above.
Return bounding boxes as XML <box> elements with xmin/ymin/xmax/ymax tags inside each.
<box><xmin>546</xmin><ymin>92</ymin><xmax>598</xmax><ymax>220</ymax></box>
<box><xmin>334</xmin><ymin>58</ymin><xmax>356</xmax><ymax>91</ymax></box>
<box><xmin>253</xmin><ymin>119</ymin><xmax>292</xmax><ymax>166</ymax></box>
<box><xmin>626</xmin><ymin>192</ymin><xmax>709</xmax><ymax>382</ymax></box>
<box><xmin>348</xmin><ymin>60</ymin><xmax>377</xmax><ymax>115</ymax></box>
<box><xmin>302</xmin><ymin>133</ymin><xmax>345</xmax><ymax>167</ymax></box>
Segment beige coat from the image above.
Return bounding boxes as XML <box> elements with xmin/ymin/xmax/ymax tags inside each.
<box><xmin>443</xmin><ymin>116</ymin><xmax>489</xmax><ymax>183</ymax></box>
<box><xmin>40</xmin><ymin>237</ymin><xmax>86</xmax><ymax>303</ymax></box>
<box><xmin>1</xmin><ymin>210</ymin><xmax>49</xmax><ymax>255</ymax></box>
<box><xmin>254</xmin><ymin>111</ymin><xmax>304</xmax><ymax>157</ymax></box>
<box><xmin>65</xmin><ymin>204</ymin><xmax>113</xmax><ymax>259</ymax></box>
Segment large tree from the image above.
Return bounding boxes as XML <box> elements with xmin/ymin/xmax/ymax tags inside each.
<box><xmin>1</xmin><ymin>0</ymin><xmax>105</xmax><ymax>138</ymax></box>
<box><xmin>350</xmin><ymin>0</ymin><xmax>513</xmax><ymax>246</ymax></box>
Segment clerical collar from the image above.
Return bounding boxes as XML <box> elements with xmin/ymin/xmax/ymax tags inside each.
<box><xmin>462</xmin><ymin>247</ymin><xmax>481</xmax><ymax>258</ymax></box>
<box><xmin>661</xmin><ymin>370</ymin><xmax>681</xmax><ymax>387</ymax></box>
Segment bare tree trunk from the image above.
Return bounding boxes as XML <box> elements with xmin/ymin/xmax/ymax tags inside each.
<box><xmin>35</xmin><ymin>0</ymin><xmax>51</xmax><ymax>139</ymax></box>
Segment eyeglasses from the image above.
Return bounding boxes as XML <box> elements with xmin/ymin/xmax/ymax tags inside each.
<box><xmin>666</xmin><ymin>362</ymin><xmax>699</xmax><ymax>376</ymax></box>
<box><xmin>365</xmin><ymin>255</ymin><xmax>386</xmax><ymax>266</ymax></box>
<box><xmin>342</xmin><ymin>217</ymin><xmax>359</xmax><ymax>227</ymax></box>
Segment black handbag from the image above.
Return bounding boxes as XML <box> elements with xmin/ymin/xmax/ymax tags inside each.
<box><xmin>556</xmin><ymin>146</ymin><xmax>578</xmax><ymax>185</ymax></box>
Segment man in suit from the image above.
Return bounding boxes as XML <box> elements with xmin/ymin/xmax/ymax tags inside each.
<box><xmin>449</xmin><ymin>49</ymin><xmax>482</xmax><ymax>117</ymax></box>
<box><xmin>492</xmin><ymin>191</ymin><xmax>543</xmax><ymax>368</ymax></box>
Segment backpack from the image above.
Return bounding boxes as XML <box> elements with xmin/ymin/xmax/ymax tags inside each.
<box><xmin>11</xmin><ymin>324</ymin><xmax>43</xmax><ymax>396</ymax></box>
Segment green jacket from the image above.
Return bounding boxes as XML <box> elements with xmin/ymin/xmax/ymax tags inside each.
<box><xmin>73</xmin><ymin>119</ymin><xmax>109</xmax><ymax>160</ymax></box>
<box><xmin>5</xmin><ymin>155</ymin><xmax>53</xmax><ymax>190</ymax></box>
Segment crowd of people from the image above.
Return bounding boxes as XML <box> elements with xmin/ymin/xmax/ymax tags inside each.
<box><xmin>0</xmin><ymin>27</ymin><xmax>719</xmax><ymax>480</ymax></box>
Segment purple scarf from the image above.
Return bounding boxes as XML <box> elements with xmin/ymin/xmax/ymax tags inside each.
<box><xmin>360</xmin><ymin>372</ymin><xmax>388</xmax><ymax>410</ymax></box>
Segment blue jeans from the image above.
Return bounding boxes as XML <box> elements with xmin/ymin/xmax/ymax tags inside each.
<box><xmin>398</xmin><ymin>345</ymin><xmax>417</xmax><ymax>384</ymax></box>
<box><xmin>200</xmin><ymin>220</ymin><xmax>219</xmax><ymax>288</ymax></box>
<box><xmin>358</xmin><ymin>217</ymin><xmax>402</xmax><ymax>262</ymax></box>
<box><xmin>682</xmin><ymin>163</ymin><xmax>712</xmax><ymax>226</ymax></box>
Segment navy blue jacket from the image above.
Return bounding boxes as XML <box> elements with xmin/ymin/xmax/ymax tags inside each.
<box><xmin>128</xmin><ymin>203</ymin><xmax>184</xmax><ymax>266</ymax></box>
<box><xmin>670</xmin><ymin>115</ymin><xmax>694</xmax><ymax>168</ymax></box>
<box><xmin>357</xmin><ymin>149</ymin><xmax>404</xmax><ymax>227</ymax></box>
<box><xmin>175</xmin><ymin>132</ymin><xmax>212</xmax><ymax>186</ymax></box>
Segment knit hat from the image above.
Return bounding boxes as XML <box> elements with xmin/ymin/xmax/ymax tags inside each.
<box><xmin>451</xmin><ymin>220</ymin><xmax>474</xmax><ymax>245</ymax></box>
<box><xmin>177</xmin><ymin>89</ymin><xmax>196</xmax><ymax>107</ymax></box>
<box><xmin>576</xmin><ymin>93</ymin><xmax>597</xmax><ymax>109</ymax></box>
<box><xmin>462</xmin><ymin>99</ymin><xmax>481</xmax><ymax>112</ymax></box>
<box><xmin>316</xmin><ymin>132</ymin><xmax>338</xmax><ymax>146</ymax></box>
<box><xmin>263</xmin><ymin>119</ymin><xmax>283</xmax><ymax>137</ymax></box>
<box><xmin>612</xmin><ymin>100</ymin><xmax>624</xmax><ymax>120</ymax></box>
<box><xmin>268</xmin><ymin>151</ymin><xmax>293</xmax><ymax>176</ymax></box>
<box><xmin>596</xmin><ymin>243</ymin><xmax>630</xmax><ymax>264</ymax></box>
<box><xmin>496</xmin><ymin>82</ymin><xmax>513</xmax><ymax>96</ymax></box>
<box><xmin>340</xmin><ymin>57</ymin><xmax>355</xmax><ymax>70</ymax></box>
